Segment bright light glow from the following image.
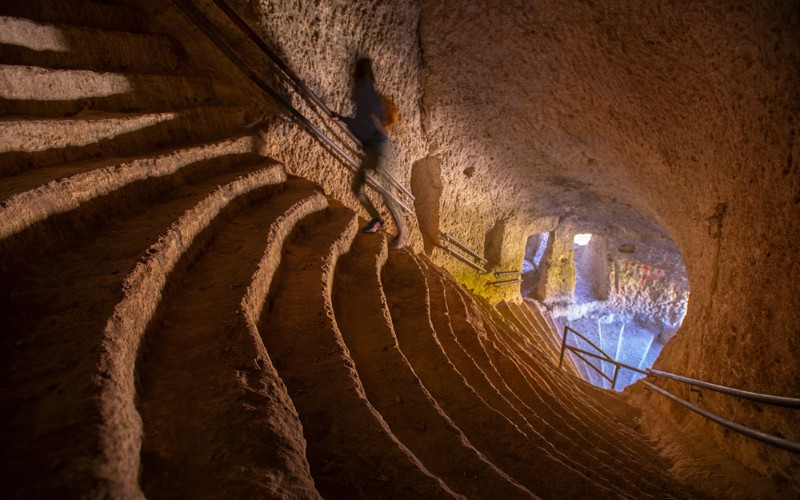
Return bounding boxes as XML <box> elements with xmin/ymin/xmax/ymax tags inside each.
<box><xmin>0</xmin><ymin>17</ymin><xmax>70</xmax><ymax>52</ymax></box>
<box><xmin>574</xmin><ymin>233</ymin><xmax>592</xmax><ymax>246</ymax></box>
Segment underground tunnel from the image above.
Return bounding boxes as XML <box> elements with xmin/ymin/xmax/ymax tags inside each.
<box><xmin>520</xmin><ymin>228</ymin><xmax>690</xmax><ymax>391</ymax></box>
<box><xmin>0</xmin><ymin>0</ymin><xmax>798</xmax><ymax>498</ymax></box>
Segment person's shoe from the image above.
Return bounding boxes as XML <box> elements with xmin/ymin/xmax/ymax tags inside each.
<box><xmin>362</xmin><ymin>218</ymin><xmax>385</xmax><ymax>233</ymax></box>
<box><xmin>389</xmin><ymin>232</ymin><xmax>406</xmax><ymax>249</ymax></box>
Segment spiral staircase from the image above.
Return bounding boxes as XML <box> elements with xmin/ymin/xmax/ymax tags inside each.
<box><xmin>0</xmin><ymin>1</ymin><xmax>707</xmax><ymax>498</ymax></box>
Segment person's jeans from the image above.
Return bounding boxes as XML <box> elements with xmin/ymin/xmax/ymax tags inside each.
<box><xmin>351</xmin><ymin>140</ymin><xmax>405</xmax><ymax>235</ymax></box>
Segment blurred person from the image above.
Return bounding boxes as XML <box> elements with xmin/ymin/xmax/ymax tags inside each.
<box><xmin>331</xmin><ymin>57</ymin><xmax>405</xmax><ymax>249</ymax></box>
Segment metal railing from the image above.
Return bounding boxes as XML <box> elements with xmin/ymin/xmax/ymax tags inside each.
<box><xmin>558</xmin><ymin>325</ymin><xmax>645</xmax><ymax>390</ymax></box>
<box><xmin>440</xmin><ymin>232</ymin><xmax>487</xmax><ymax>273</ymax></box>
<box><xmin>559</xmin><ymin>325</ymin><xmax>800</xmax><ymax>454</ymax></box>
<box><xmin>494</xmin><ymin>270</ymin><xmax>522</xmax><ymax>277</ymax></box>
<box><xmin>640</xmin><ymin>381</ymin><xmax>799</xmax><ymax>454</ymax></box>
<box><xmin>442</xmin><ymin>232</ymin><xmax>487</xmax><ymax>265</ymax></box>
<box><xmin>490</xmin><ymin>270</ymin><xmax>522</xmax><ymax>287</ymax></box>
<box><xmin>174</xmin><ymin>0</ymin><xmax>414</xmax><ymax>216</ymax></box>
<box><xmin>208</xmin><ymin>0</ymin><xmax>416</xmax><ymax>204</ymax></box>
<box><xmin>645</xmin><ymin>369</ymin><xmax>800</xmax><ymax>409</ymax></box>
<box><xmin>439</xmin><ymin>245</ymin><xmax>486</xmax><ymax>272</ymax></box>
<box><xmin>182</xmin><ymin>0</ymin><xmax>502</xmax><ymax>277</ymax></box>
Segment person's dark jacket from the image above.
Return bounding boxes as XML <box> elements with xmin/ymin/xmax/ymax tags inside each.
<box><xmin>339</xmin><ymin>77</ymin><xmax>387</xmax><ymax>147</ymax></box>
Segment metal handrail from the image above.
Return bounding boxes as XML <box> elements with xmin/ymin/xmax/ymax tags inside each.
<box><xmin>209</xmin><ymin>0</ymin><xmax>342</xmax><ymax>130</ymax></box>
<box><xmin>441</xmin><ymin>232</ymin><xmax>487</xmax><ymax>265</ymax></box>
<box><xmin>183</xmin><ymin>0</ymin><xmax>497</xmax><ymax>283</ymax></box>
<box><xmin>558</xmin><ymin>324</ymin><xmax>800</xmax><ymax>453</ymax></box>
<box><xmin>647</xmin><ymin>369</ymin><xmax>800</xmax><ymax>409</ymax></box>
<box><xmin>491</xmin><ymin>278</ymin><xmax>522</xmax><ymax>287</ymax></box>
<box><xmin>439</xmin><ymin>245</ymin><xmax>487</xmax><ymax>273</ymax></box>
<box><xmin>571</xmin><ymin>349</ymin><xmax>614</xmax><ymax>385</ymax></box>
<box><xmin>209</xmin><ymin>0</ymin><xmax>416</xmax><ymax>204</ymax></box>
<box><xmin>559</xmin><ymin>325</ymin><xmax>613</xmax><ymax>364</ymax></box>
<box><xmin>642</xmin><ymin>381</ymin><xmax>800</xmax><ymax>454</ymax></box>
<box><xmin>569</xmin><ymin>346</ymin><xmax>645</xmax><ymax>375</ymax></box>
<box><xmin>558</xmin><ymin>326</ymin><xmax>644</xmax><ymax>390</ymax></box>
<box><xmin>174</xmin><ymin>0</ymin><xmax>413</xmax><ymax>217</ymax></box>
<box><xmin>494</xmin><ymin>270</ymin><xmax>521</xmax><ymax>277</ymax></box>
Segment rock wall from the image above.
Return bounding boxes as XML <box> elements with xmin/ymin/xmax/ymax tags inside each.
<box><xmin>606</xmin><ymin>237</ymin><xmax>689</xmax><ymax>341</ymax></box>
<box><xmin>536</xmin><ymin>224</ymin><xmax>576</xmax><ymax>305</ymax></box>
<box><xmin>231</xmin><ymin>0</ymin><xmax>428</xmax><ymax>245</ymax></box>
<box><xmin>574</xmin><ymin>234</ymin><xmax>609</xmax><ymax>301</ymax></box>
<box><xmin>234</xmin><ymin>0</ymin><xmax>798</xmax><ymax>487</ymax></box>
<box><xmin>417</xmin><ymin>0</ymin><xmax>799</xmax><ymax>485</ymax></box>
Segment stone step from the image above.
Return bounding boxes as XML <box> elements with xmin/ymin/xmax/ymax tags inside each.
<box><xmin>0</xmin><ymin>106</ymin><xmax>249</xmax><ymax>175</ymax></box>
<box><xmin>0</xmin><ymin>16</ymin><xmax>181</xmax><ymax>73</ymax></box>
<box><xmin>474</xmin><ymin>305</ymin><xmax>695</xmax><ymax>496</ymax></box>
<box><xmin>235</xmin><ymin>178</ymin><xmax>333</xmax><ymax>499</ymax></box>
<box><xmin>499</xmin><ymin>300</ymin><xmax>588</xmax><ymax>381</ymax></box>
<box><xmin>437</xmin><ymin>274</ymin><xmax>649</xmax><ymax>497</ymax></box>
<box><xmin>423</xmin><ymin>261</ymin><xmax>637</xmax><ymax>495</ymax></box>
<box><xmin>523</xmin><ymin>300</ymin><xmax>583</xmax><ymax>378</ymax></box>
<box><xmin>449</xmin><ymin>297</ymin><xmax>546</xmax><ymax>424</ymax></box>
<box><xmin>494</xmin><ymin>302</ymin><xmax>549</xmax><ymax>363</ymax></box>
<box><xmin>496</xmin><ymin>301</ymin><xmax>539</xmax><ymax>351</ymax></box>
<box><xmin>484</xmin><ymin>309</ymin><xmax>691</xmax><ymax>494</ymax></box>
<box><xmin>527</xmin><ymin>300</ymin><xmax>572</xmax><ymax>362</ymax></box>
<box><xmin>0</xmin><ymin>64</ymin><xmax>229</xmax><ymax>117</ymax></box>
<box><xmin>258</xmin><ymin>204</ymin><xmax>458</xmax><ymax>499</ymax></box>
<box><xmin>0</xmin><ymin>133</ymin><xmax>258</xmax><ymax>202</ymax></box>
<box><xmin>0</xmin><ymin>0</ymin><xmax>144</xmax><ymax>32</ymax></box>
<box><xmin>0</xmin><ymin>135</ymin><xmax>261</xmax><ymax>271</ymax></box>
<box><xmin>420</xmin><ymin>265</ymin><xmax>542</xmax><ymax>447</ymax></box>
<box><xmin>515</xmin><ymin>300</ymin><xmax>560</xmax><ymax>360</ymax></box>
<box><xmin>136</xmin><ymin>178</ymin><xmax>326</xmax><ymax>499</ymax></box>
<box><xmin>382</xmin><ymin>250</ymin><xmax>619</xmax><ymax>499</ymax></box>
<box><xmin>0</xmin><ymin>163</ymin><xmax>287</xmax><ymax>498</ymax></box>
<box><xmin>511</xmin><ymin>300</ymin><xmax>563</xmax><ymax>368</ymax></box>
<box><xmin>332</xmin><ymin>231</ymin><xmax>533</xmax><ymax>498</ymax></box>
<box><xmin>482</xmin><ymin>311</ymin><xmax>628</xmax><ymax>423</ymax></box>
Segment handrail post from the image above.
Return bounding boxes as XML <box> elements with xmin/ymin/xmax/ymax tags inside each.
<box><xmin>612</xmin><ymin>365</ymin><xmax>619</xmax><ymax>391</ymax></box>
<box><xmin>558</xmin><ymin>325</ymin><xmax>569</xmax><ymax>369</ymax></box>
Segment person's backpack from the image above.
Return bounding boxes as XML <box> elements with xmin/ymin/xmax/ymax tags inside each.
<box><xmin>381</xmin><ymin>95</ymin><xmax>398</xmax><ymax>133</ymax></box>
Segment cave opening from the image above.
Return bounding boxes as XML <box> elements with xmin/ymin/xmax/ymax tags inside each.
<box><xmin>522</xmin><ymin>227</ymin><xmax>690</xmax><ymax>391</ymax></box>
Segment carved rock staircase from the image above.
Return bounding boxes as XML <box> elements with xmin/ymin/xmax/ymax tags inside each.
<box><xmin>0</xmin><ymin>1</ymin><xmax>701</xmax><ymax>498</ymax></box>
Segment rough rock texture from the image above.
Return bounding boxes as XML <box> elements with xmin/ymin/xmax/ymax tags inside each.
<box><xmin>414</xmin><ymin>0</ymin><xmax>800</xmax><ymax>490</ymax></box>
<box><xmin>606</xmin><ymin>237</ymin><xmax>689</xmax><ymax>341</ymax></box>
<box><xmin>574</xmin><ymin>235</ymin><xmax>609</xmax><ymax>301</ymax></box>
<box><xmin>232</xmin><ymin>0</ymin><xmax>428</xmax><ymax>239</ymax></box>
<box><xmin>2</xmin><ymin>0</ymin><xmax>798</xmax><ymax>497</ymax></box>
<box><xmin>239</xmin><ymin>0</ymin><xmax>799</xmax><ymax>492</ymax></box>
<box><xmin>549</xmin><ymin>234</ymin><xmax>689</xmax><ymax>339</ymax></box>
<box><xmin>535</xmin><ymin>224</ymin><xmax>576</xmax><ymax>304</ymax></box>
